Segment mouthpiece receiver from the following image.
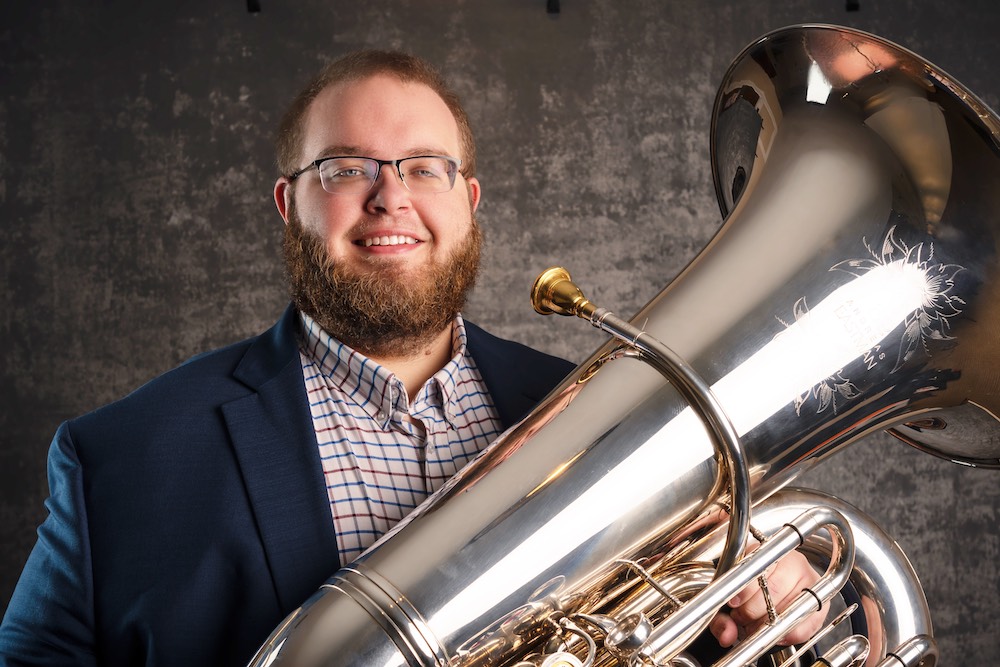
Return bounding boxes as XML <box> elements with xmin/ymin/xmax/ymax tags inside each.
<box><xmin>531</xmin><ymin>267</ymin><xmax>598</xmax><ymax>319</ymax></box>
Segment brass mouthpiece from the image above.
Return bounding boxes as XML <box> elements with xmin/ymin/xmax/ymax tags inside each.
<box><xmin>531</xmin><ymin>267</ymin><xmax>598</xmax><ymax>319</ymax></box>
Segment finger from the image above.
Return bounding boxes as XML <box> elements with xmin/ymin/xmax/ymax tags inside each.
<box><xmin>709</xmin><ymin>610</ymin><xmax>740</xmax><ymax>648</ymax></box>
<box><xmin>728</xmin><ymin>555</ymin><xmax>819</xmax><ymax>626</ymax></box>
<box><xmin>727</xmin><ymin>594</ymin><xmax>829</xmax><ymax>647</ymax></box>
<box><xmin>732</xmin><ymin>552</ymin><xmax>817</xmax><ymax>608</ymax></box>
<box><xmin>724</xmin><ymin>601</ymin><xmax>826</xmax><ymax>648</ymax></box>
<box><xmin>777</xmin><ymin>606</ymin><xmax>828</xmax><ymax>646</ymax></box>
<box><xmin>724</xmin><ymin>543</ymin><xmax>764</xmax><ymax>609</ymax></box>
<box><xmin>727</xmin><ymin>579</ymin><xmax>779</xmax><ymax>627</ymax></box>
<box><xmin>738</xmin><ymin>557</ymin><xmax>828</xmax><ymax>645</ymax></box>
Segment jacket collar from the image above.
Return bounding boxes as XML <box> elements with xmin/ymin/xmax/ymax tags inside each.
<box><xmin>465</xmin><ymin>320</ymin><xmax>567</xmax><ymax>429</ymax></box>
<box><xmin>223</xmin><ymin>305</ymin><xmax>341</xmax><ymax>612</ymax></box>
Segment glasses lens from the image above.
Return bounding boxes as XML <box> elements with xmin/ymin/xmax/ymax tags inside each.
<box><xmin>315</xmin><ymin>156</ymin><xmax>459</xmax><ymax>194</ymax></box>
<box><xmin>317</xmin><ymin>158</ymin><xmax>378</xmax><ymax>194</ymax></box>
<box><xmin>398</xmin><ymin>157</ymin><xmax>458</xmax><ymax>193</ymax></box>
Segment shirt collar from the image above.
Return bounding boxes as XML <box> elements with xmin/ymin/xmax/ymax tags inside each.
<box><xmin>297</xmin><ymin>312</ymin><xmax>472</xmax><ymax>429</ymax></box>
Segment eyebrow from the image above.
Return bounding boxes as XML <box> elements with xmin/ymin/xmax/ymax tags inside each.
<box><xmin>314</xmin><ymin>145</ymin><xmax>456</xmax><ymax>160</ymax></box>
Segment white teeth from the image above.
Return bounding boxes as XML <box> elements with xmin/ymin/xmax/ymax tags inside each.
<box><xmin>363</xmin><ymin>235</ymin><xmax>418</xmax><ymax>247</ymax></box>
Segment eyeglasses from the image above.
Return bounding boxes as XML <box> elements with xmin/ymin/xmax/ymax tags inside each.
<box><xmin>288</xmin><ymin>155</ymin><xmax>463</xmax><ymax>194</ymax></box>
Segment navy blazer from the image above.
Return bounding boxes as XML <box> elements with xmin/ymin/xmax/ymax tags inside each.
<box><xmin>0</xmin><ymin>307</ymin><xmax>574</xmax><ymax>667</ymax></box>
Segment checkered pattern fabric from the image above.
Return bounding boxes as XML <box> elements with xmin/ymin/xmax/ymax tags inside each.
<box><xmin>298</xmin><ymin>312</ymin><xmax>503</xmax><ymax>564</ymax></box>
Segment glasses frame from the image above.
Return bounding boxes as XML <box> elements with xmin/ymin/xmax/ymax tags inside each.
<box><xmin>287</xmin><ymin>155</ymin><xmax>463</xmax><ymax>194</ymax></box>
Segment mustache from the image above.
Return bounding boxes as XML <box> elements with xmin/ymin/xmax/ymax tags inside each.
<box><xmin>342</xmin><ymin>216</ymin><xmax>420</xmax><ymax>240</ymax></box>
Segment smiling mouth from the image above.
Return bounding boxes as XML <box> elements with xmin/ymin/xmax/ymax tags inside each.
<box><xmin>358</xmin><ymin>235</ymin><xmax>420</xmax><ymax>247</ymax></box>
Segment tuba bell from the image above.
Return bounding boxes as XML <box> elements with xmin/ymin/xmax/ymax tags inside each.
<box><xmin>248</xmin><ymin>24</ymin><xmax>1000</xmax><ymax>667</ymax></box>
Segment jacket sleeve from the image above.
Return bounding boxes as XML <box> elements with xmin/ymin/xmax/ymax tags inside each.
<box><xmin>0</xmin><ymin>423</ymin><xmax>97</xmax><ymax>666</ymax></box>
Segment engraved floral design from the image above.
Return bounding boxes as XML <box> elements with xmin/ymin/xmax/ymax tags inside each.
<box><xmin>781</xmin><ymin>296</ymin><xmax>864</xmax><ymax>416</ymax></box>
<box><xmin>831</xmin><ymin>225</ymin><xmax>966</xmax><ymax>371</ymax></box>
<box><xmin>782</xmin><ymin>226</ymin><xmax>966</xmax><ymax>416</ymax></box>
<box><xmin>794</xmin><ymin>362</ymin><xmax>861</xmax><ymax>416</ymax></box>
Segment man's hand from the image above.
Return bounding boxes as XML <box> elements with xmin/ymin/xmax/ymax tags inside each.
<box><xmin>708</xmin><ymin>550</ymin><xmax>826</xmax><ymax>648</ymax></box>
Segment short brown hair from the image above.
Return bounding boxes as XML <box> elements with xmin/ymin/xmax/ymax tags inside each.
<box><xmin>275</xmin><ymin>50</ymin><xmax>476</xmax><ymax>179</ymax></box>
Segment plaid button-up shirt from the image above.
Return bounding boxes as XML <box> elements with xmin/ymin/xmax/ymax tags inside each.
<box><xmin>298</xmin><ymin>312</ymin><xmax>503</xmax><ymax>564</ymax></box>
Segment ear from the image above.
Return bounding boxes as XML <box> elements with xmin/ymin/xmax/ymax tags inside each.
<box><xmin>274</xmin><ymin>177</ymin><xmax>292</xmax><ymax>224</ymax></box>
<box><xmin>467</xmin><ymin>176</ymin><xmax>481</xmax><ymax>213</ymax></box>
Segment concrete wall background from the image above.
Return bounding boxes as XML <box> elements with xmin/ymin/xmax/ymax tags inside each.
<box><xmin>2</xmin><ymin>0</ymin><xmax>998</xmax><ymax>661</ymax></box>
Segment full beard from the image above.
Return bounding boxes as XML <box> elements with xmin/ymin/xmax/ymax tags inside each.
<box><xmin>282</xmin><ymin>205</ymin><xmax>483</xmax><ymax>359</ymax></box>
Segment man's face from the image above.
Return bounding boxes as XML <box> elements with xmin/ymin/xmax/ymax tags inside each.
<box><xmin>276</xmin><ymin>74</ymin><xmax>480</xmax><ymax>284</ymax></box>
<box><xmin>275</xmin><ymin>74</ymin><xmax>483</xmax><ymax>357</ymax></box>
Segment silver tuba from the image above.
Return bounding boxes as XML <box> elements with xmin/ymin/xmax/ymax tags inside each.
<box><xmin>248</xmin><ymin>24</ymin><xmax>1000</xmax><ymax>667</ymax></box>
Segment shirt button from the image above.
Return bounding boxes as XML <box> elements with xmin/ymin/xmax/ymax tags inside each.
<box><xmin>376</xmin><ymin>411</ymin><xmax>387</xmax><ymax>422</ymax></box>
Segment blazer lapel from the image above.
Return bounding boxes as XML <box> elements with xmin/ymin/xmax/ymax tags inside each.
<box><xmin>465</xmin><ymin>321</ymin><xmax>574</xmax><ymax>429</ymax></box>
<box><xmin>222</xmin><ymin>307</ymin><xmax>341</xmax><ymax>612</ymax></box>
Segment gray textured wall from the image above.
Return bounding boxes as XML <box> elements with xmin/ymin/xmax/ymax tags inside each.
<box><xmin>2</xmin><ymin>0</ymin><xmax>998</xmax><ymax>661</ymax></box>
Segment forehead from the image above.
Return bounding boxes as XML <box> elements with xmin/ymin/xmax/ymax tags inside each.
<box><xmin>301</xmin><ymin>74</ymin><xmax>462</xmax><ymax>160</ymax></box>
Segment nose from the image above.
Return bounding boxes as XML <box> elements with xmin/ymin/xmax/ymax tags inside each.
<box><xmin>366</xmin><ymin>163</ymin><xmax>411</xmax><ymax>214</ymax></box>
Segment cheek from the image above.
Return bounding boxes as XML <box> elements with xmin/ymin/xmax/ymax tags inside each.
<box><xmin>299</xmin><ymin>197</ymin><xmax>356</xmax><ymax>241</ymax></box>
<box><xmin>424</xmin><ymin>196</ymin><xmax>473</xmax><ymax>241</ymax></box>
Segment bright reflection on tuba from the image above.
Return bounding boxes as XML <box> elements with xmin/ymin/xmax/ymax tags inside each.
<box><xmin>249</xmin><ymin>24</ymin><xmax>1000</xmax><ymax>667</ymax></box>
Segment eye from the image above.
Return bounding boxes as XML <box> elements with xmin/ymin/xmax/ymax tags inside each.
<box><xmin>320</xmin><ymin>159</ymin><xmax>373</xmax><ymax>181</ymax></box>
<box><xmin>330</xmin><ymin>167</ymin><xmax>367</xmax><ymax>178</ymax></box>
<box><xmin>402</xmin><ymin>158</ymin><xmax>448</xmax><ymax>180</ymax></box>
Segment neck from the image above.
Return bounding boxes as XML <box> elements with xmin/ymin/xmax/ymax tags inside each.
<box><xmin>365</xmin><ymin>324</ymin><xmax>455</xmax><ymax>400</ymax></box>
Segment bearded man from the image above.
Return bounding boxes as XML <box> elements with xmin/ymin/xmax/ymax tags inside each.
<box><xmin>0</xmin><ymin>50</ymin><xmax>572</xmax><ymax>667</ymax></box>
<box><xmin>271</xmin><ymin>52</ymin><xmax>575</xmax><ymax>566</ymax></box>
<box><xmin>0</xmin><ymin>50</ymin><xmax>821</xmax><ymax>667</ymax></box>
